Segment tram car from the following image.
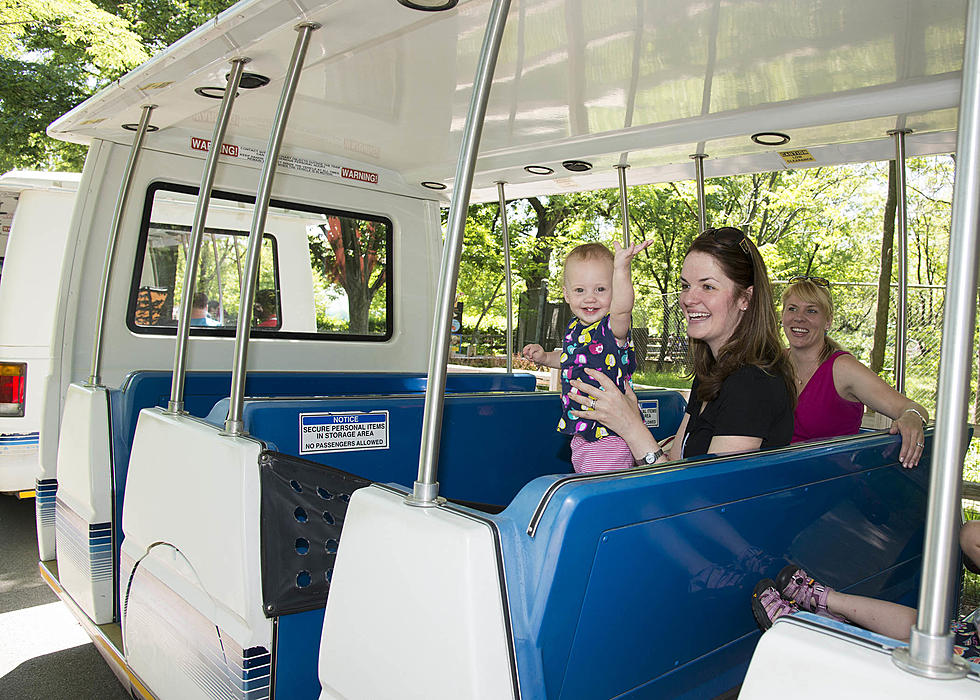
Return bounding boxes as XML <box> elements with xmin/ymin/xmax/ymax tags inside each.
<box><xmin>35</xmin><ymin>0</ymin><xmax>977</xmax><ymax>698</ymax></box>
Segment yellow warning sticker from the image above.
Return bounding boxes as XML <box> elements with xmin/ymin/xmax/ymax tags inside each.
<box><xmin>779</xmin><ymin>149</ymin><xmax>815</xmax><ymax>164</ymax></box>
<box><xmin>138</xmin><ymin>81</ymin><xmax>174</xmax><ymax>91</ymax></box>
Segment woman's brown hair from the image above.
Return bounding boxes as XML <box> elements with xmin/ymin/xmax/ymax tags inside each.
<box><xmin>685</xmin><ymin>227</ymin><xmax>795</xmax><ymax>406</ymax></box>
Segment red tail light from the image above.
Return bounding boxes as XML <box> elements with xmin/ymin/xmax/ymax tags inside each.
<box><xmin>0</xmin><ymin>363</ymin><xmax>26</xmax><ymax>417</ymax></box>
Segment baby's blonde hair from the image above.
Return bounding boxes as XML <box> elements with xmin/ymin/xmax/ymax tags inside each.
<box><xmin>563</xmin><ymin>243</ymin><xmax>613</xmax><ymax>284</ymax></box>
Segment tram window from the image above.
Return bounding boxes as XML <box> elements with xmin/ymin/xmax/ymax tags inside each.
<box><xmin>306</xmin><ymin>215</ymin><xmax>389</xmax><ymax>337</ymax></box>
<box><xmin>131</xmin><ymin>224</ymin><xmax>278</xmax><ymax>331</ymax></box>
<box><xmin>127</xmin><ymin>183</ymin><xmax>392</xmax><ymax>341</ymax></box>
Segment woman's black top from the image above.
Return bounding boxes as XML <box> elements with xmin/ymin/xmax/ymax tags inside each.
<box><xmin>682</xmin><ymin>364</ymin><xmax>793</xmax><ymax>458</ymax></box>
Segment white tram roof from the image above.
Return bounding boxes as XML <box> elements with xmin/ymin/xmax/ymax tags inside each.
<box><xmin>47</xmin><ymin>0</ymin><xmax>966</xmax><ymax>203</ymax></box>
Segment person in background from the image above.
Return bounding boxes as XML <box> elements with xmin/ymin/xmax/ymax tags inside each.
<box><xmin>254</xmin><ymin>288</ymin><xmax>279</xmax><ymax>328</ymax></box>
<box><xmin>782</xmin><ymin>276</ymin><xmax>928</xmax><ymax>467</ymax></box>
<box><xmin>189</xmin><ymin>291</ymin><xmax>216</xmax><ymax>326</ymax></box>
<box><xmin>207</xmin><ymin>299</ymin><xmax>223</xmax><ymax>325</ymax></box>
<box><xmin>567</xmin><ymin>226</ymin><xmax>795</xmax><ymax>466</ymax></box>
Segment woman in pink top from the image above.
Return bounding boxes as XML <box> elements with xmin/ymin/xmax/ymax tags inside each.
<box><xmin>782</xmin><ymin>276</ymin><xmax>928</xmax><ymax>468</ymax></box>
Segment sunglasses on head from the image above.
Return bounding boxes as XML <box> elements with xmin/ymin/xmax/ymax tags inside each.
<box><xmin>698</xmin><ymin>227</ymin><xmax>752</xmax><ymax>259</ymax></box>
<box><xmin>788</xmin><ymin>275</ymin><xmax>830</xmax><ymax>288</ymax></box>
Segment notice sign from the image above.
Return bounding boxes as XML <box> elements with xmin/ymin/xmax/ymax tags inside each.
<box><xmin>300</xmin><ymin>411</ymin><xmax>389</xmax><ymax>454</ymax></box>
<box><xmin>638</xmin><ymin>400</ymin><xmax>660</xmax><ymax>428</ymax></box>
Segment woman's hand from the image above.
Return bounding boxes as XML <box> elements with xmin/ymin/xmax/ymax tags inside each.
<box><xmin>890</xmin><ymin>409</ymin><xmax>926</xmax><ymax>469</ymax></box>
<box><xmin>568</xmin><ymin>368</ymin><xmax>639</xmax><ymax>430</ymax></box>
<box><xmin>568</xmin><ymin>368</ymin><xmax>658</xmax><ymax>461</ymax></box>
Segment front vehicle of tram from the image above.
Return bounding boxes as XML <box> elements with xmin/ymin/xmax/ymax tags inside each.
<box><xmin>34</xmin><ymin>0</ymin><xmax>976</xmax><ymax>698</ymax></box>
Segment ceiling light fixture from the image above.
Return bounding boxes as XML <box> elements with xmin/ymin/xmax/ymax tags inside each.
<box><xmin>562</xmin><ymin>160</ymin><xmax>592</xmax><ymax>172</ymax></box>
<box><xmin>751</xmin><ymin>131</ymin><xmax>791</xmax><ymax>146</ymax></box>
<box><xmin>397</xmin><ymin>0</ymin><xmax>459</xmax><ymax>10</ymax></box>
<box><xmin>122</xmin><ymin>123</ymin><xmax>159</xmax><ymax>132</ymax></box>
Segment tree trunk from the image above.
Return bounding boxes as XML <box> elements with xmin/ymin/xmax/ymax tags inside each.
<box><xmin>150</xmin><ymin>246</ymin><xmax>178</xmax><ymax>321</ymax></box>
<box><xmin>870</xmin><ymin>160</ymin><xmax>897</xmax><ymax>375</ymax></box>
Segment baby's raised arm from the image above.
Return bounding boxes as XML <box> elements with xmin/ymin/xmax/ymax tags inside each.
<box><xmin>609</xmin><ymin>239</ymin><xmax>653</xmax><ymax>341</ymax></box>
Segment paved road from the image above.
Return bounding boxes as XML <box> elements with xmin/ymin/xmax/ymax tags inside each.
<box><xmin>0</xmin><ymin>495</ymin><xmax>129</xmax><ymax>699</ymax></box>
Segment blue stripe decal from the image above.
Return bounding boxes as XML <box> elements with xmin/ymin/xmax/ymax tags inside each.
<box><xmin>36</xmin><ymin>479</ymin><xmax>57</xmax><ymax>528</ymax></box>
<box><xmin>55</xmin><ymin>498</ymin><xmax>113</xmax><ymax>583</ymax></box>
<box><xmin>124</xmin><ymin>560</ymin><xmax>272</xmax><ymax>700</ymax></box>
<box><xmin>0</xmin><ymin>431</ymin><xmax>39</xmax><ymax>445</ymax></box>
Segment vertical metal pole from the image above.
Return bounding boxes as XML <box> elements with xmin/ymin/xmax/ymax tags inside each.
<box><xmin>88</xmin><ymin>104</ymin><xmax>156</xmax><ymax>386</ymax></box>
<box><xmin>616</xmin><ymin>163</ymin><xmax>633</xmax><ymax>345</ymax></box>
<box><xmin>889</xmin><ymin>128</ymin><xmax>912</xmax><ymax>393</ymax></box>
<box><xmin>211</xmin><ymin>233</ymin><xmax>225</xmax><ymax>323</ymax></box>
<box><xmin>408</xmin><ymin>0</ymin><xmax>512</xmax><ymax>506</ymax></box>
<box><xmin>497</xmin><ymin>181</ymin><xmax>514</xmax><ymax>372</ymax></box>
<box><xmin>224</xmin><ymin>23</ymin><xmax>319</xmax><ymax>435</ymax></box>
<box><xmin>891</xmin><ymin>0</ymin><xmax>980</xmax><ymax>679</ymax></box>
<box><xmin>615</xmin><ymin>163</ymin><xmax>631</xmax><ymax>247</ymax></box>
<box><xmin>232</xmin><ymin>234</ymin><xmax>243</xmax><ymax>283</ymax></box>
<box><xmin>168</xmin><ymin>57</ymin><xmax>248</xmax><ymax>414</ymax></box>
<box><xmin>690</xmin><ymin>153</ymin><xmax>708</xmax><ymax>232</ymax></box>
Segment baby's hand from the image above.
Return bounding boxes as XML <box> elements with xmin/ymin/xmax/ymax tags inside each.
<box><xmin>614</xmin><ymin>239</ymin><xmax>654</xmax><ymax>268</ymax></box>
<box><xmin>522</xmin><ymin>343</ymin><xmax>546</xmax><ymax>363</ymax></box>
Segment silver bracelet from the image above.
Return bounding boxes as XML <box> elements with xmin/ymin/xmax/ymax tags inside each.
<box><xmin>902</xmin><ymin>407</ymin><xmax>927</xmax><ymax>425</ymax></box>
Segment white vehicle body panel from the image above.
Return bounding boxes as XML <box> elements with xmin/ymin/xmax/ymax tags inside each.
<box><xmin>741</xmin><ymin>614</ymin><xmax>980</xmax><ymax>698</ymax></box>
<box><xmin>0</xmin><ymin>172</ymin><xmax>79</xmax><ymax>495</ymax></box>
<box><xmin>54</xmin><ymin>383</ymin><xmax>113</xmax><ymax>623</ymax></box>
<box><xmin>121</xmin><ymin>409</ymin><xmax>271</xmax><ymax>700</ymax></box>
<box><xmin>319</xmin><ymin>486</ymin><xmax>515</xmax><ymax>700</ymax></box>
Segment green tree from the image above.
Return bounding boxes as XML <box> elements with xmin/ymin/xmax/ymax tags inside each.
<box><xmin>309</xmin><ymin>217</ymin><xmax>387</xmax><ymax>334</ymax></box>
<box><xmin>0</xmin><ymin>0</ymin><xmax>236</xmax><ymax>171</ymax></box>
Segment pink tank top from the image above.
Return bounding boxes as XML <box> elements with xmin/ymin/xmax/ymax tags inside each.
<box><xmin>792</xmin><ymin>350</ymin><xmax>864</xmax><ymax>443</ymax></box>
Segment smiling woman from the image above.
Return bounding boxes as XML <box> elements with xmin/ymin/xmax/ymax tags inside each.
<box><xmin>781</xmin><ymin>277</ymin><xmax>929</xmax><ymax>467</ymax></box>
<box><xmin>569</xmin><ymin>226</ymin><xmax>795</xmax><ymax>463</ymax></box>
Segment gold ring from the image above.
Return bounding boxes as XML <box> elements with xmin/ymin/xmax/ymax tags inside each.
<box><xmin>916</xmin><ymin>442</ymin><xmax>924</xmax><ymax>447</ymax></box>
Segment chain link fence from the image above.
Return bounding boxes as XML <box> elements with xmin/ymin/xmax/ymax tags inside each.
<box><xmin>631</xmin><ymin>281</ymin><xmax>954</xmax><ymax>410</ymax></box>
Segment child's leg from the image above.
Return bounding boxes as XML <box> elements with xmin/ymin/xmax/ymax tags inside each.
<box><xmin>825</xmin><ymin>590</ymin><xmax>917</xmax><ymax>641</ymax></box>
<box><xmin>960</xmin><ymin>519</ymin><xmax>980</xmax><ymax>571</ymax></box>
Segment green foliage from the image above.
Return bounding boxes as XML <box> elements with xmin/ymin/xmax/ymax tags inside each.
<box><xmin>94</xmin><ymin>0</ymin><xmax>236</xmax><ymax>52</ymax></box>
<box><xmin>0</xmin><ymin>56</ymin><xmax>89</xmax><ymax>170</ymax></box>
<box><xmin>0</xmin><ymin>0</ymin><xmax>236</xmax><ymax>171</ymax></box>
<box><xmin>0</xmin><ymin>0</ymin><xmax>148</xmax><ymax>69</ymax></box>
<box><xmin>457</xmin><ymin>155</ymin><xmax>957</xmax><ymax>416</ymax></box>
<box><xmin>632</xmin><ymin>367</ymin><xmax>690</xmax><ymax>390</ymax></box>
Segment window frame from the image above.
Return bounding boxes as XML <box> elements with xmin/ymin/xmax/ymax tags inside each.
<box><xmin>126</xmin><ymin>182</ymin><xmax>394</xmax><ymax>342</ymax></box>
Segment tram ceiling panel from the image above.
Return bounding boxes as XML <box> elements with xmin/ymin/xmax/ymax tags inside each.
<box><xmin>47</xmin><ymin>0</ymin><xmax>967</xmax><ymax>198</ymax></box>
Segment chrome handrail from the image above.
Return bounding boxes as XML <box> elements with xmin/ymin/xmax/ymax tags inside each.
<box><xmin>892</xmin><ymin>0</ymin><xmax>980</xmax><ymax>678</ymax></box>
<box><xmin>88</xmin><ymin>104</ymin><xmax>155</xmax><ymax>386</ymax></box>
<box><xmin>497</xmin><ymin>181</ymin><xmax>514</xmax><ymax>372</ymax></box>
<box><xmin>409</xmin><ymin>0</ymin><xmax>512</xmax><ymax>506</ymax></box>
<box><xmin>225</xmin><ymin>23</ymin><xmax>320</xmax><ymax>435</ymax></box>
<box><xmin>168</xmin><ymin>57</ymin><xmax>248</xmax><ymax>414</ymax></box>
